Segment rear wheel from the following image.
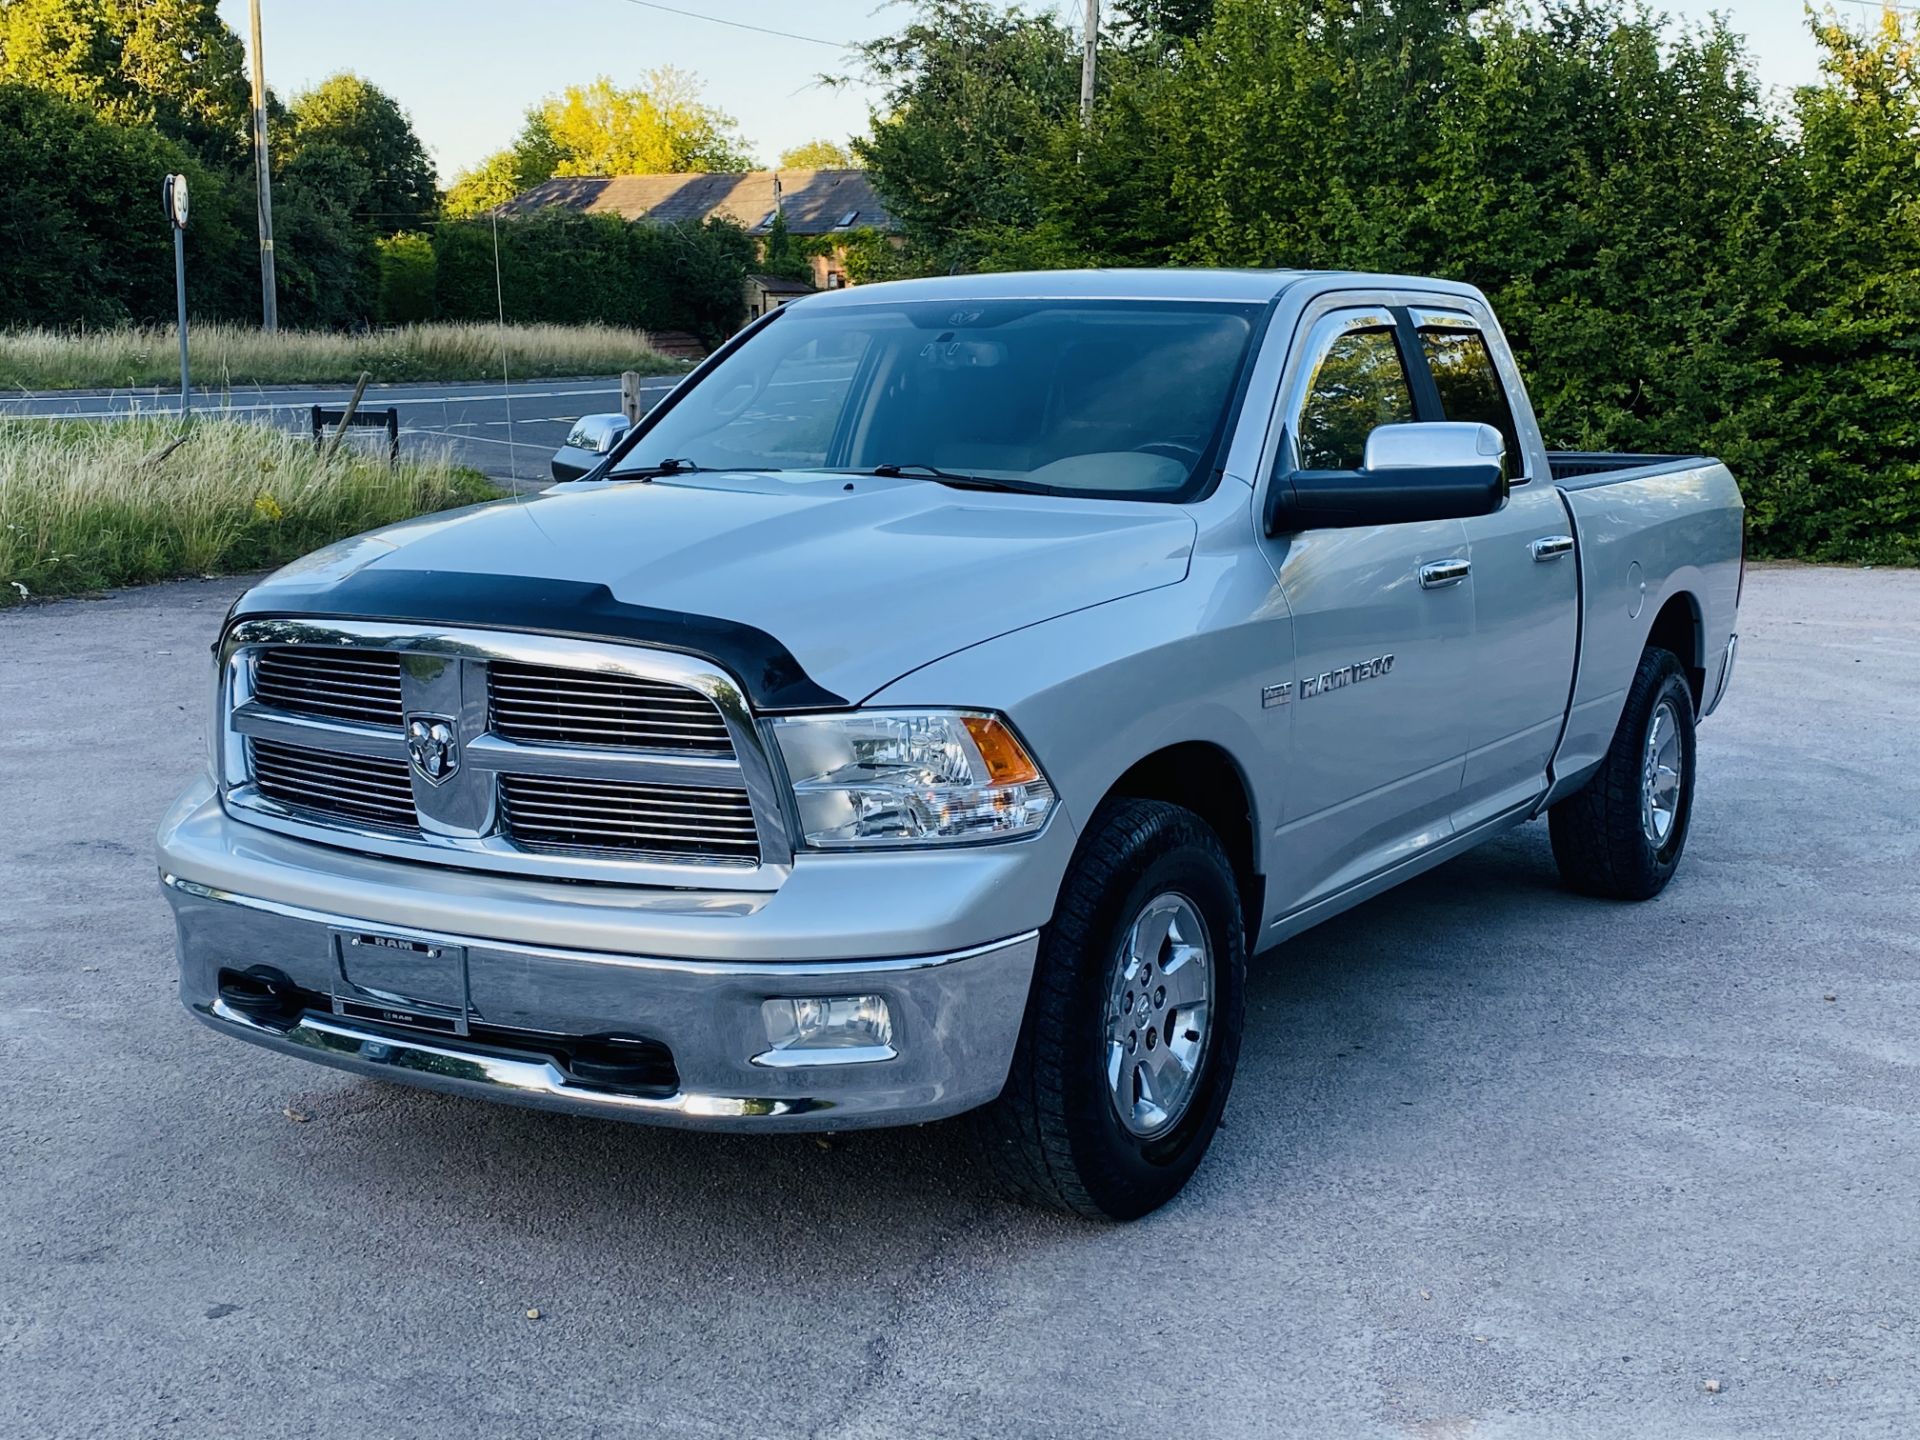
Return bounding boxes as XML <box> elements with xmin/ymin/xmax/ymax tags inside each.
<box><xmin>1549</xmin><ymin>646</ymin><xmax>1697</xmax><ymax>900</ymax></box>
<box><xmin>969</xmin><ymin>799</ymin><xmax>1246</xmax><ymax>1220</ymax></box>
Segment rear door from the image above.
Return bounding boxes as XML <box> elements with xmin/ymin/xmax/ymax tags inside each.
<box><xmin>1256</xmin><ymin>305</ymin><xmax>1475</xmax><ymax>915</ymax></box>
<box><xmin>1406</xmin><ymin>306</ymin><xmax>1579</xmax><ymax>826</ymax></box>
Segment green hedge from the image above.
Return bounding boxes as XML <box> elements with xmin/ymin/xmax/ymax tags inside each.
<box><xmin>431</xmin><ymin>212</ymin><xmax>755</xmax><ymax>347</ymax></box>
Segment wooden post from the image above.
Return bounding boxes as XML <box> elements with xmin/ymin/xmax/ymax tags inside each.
<box><xmin>620</xmin><ymin>370</ymin><xmax>644</xmax><ymax>424</ymax></box>
<box><xmin>321</xmin><ymin>371</ymin><xmax>371</xmax><ymax>461</ymax></box>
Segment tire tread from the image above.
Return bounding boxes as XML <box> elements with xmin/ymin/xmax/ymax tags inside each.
<box><xmin>1549</xmin><ymin>646</ymin><xmax>1693</xmax><ymax>901</ymax></box>
<box><xmin>968</xmin><ymin>799</ymin><xmax>1241</xmax><ymax>1218</ymax></box>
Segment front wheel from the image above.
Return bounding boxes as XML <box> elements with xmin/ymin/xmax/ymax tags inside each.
<box><xmin>969</xmin><ymin>799</ymin><xmax>1246</xmax><ymax>1220</ymax></box>
<box><xmin>1549</xmin><ymin>646</ymin><xmax>1698</xmax><ymax>900</ymax></box>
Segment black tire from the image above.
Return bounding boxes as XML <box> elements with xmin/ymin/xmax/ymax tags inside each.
<box><xmin>1549</xmin><ymin>646</ymin><xmax>1698</xmax><ymax>900</ymax></box>
<box><xmin>968</xmin><ymin>798</ymin><xmax>1247</xmax><ymax>1220</ymax></box>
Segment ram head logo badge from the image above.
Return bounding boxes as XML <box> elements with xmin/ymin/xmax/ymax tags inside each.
<box><xmin>405</xmin><ymin>716</ymin><xmax>460</xmax><ymax>785</ymax></box>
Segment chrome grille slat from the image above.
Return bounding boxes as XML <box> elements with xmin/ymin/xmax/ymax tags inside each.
<box><xmin>254</xmin><ymin>648</ymin><xmax>404</xmax><ymax>729</ymax></box>
<box><xmin>489</xmin><ymin>660</ymin><xmax>733</xmax><ymax>754</ymax></box>
<box><xmin>504</xmin><ymin>799</ymin><xmax>761</xmax><ymax>822</ymax></box>
<box><xmin>250</xmin><ymin>738</ymin><xmax>417</xmax><ymax>829</ymax></box>
<box><xmin>252</xmin><ymin>757</ymin><xmax>412</xmax><ymax>793</ymax></box>
<box><xmin>500</xmin><ymin>773</ymin><xmax>760</xmax><ymax>860</ymax></box>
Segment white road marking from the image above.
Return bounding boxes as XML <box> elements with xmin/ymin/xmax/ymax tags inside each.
<box><xmin>4</xmin><ymin>381</ymin><xmax>673</xmax><ymax>422</ymax></box>
<box><xmin>403</xmin><ymin>427</ymin><xmax>558</xmax><ymax>450</ymax></box>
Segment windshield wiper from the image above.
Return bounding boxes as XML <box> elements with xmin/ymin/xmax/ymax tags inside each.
<box><xmin>609</xmin><ymin>458</ymin><xmax>782</xmax><ymax>481</ymax></box>
<box><xmin>859</xmin><ymin>462</ymin><xmax>1040</xmax><ymax>494</ymax></box>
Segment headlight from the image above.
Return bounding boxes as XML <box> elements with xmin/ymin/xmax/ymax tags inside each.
<box><xmin>771</xmin><ymin>710</ymin><xmax>1055</xmax><ymax>848</ymax></box>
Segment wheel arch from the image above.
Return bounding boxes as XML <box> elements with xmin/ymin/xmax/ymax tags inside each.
<box><xmin>1097</xmin><ymin>741</ymin><xmax>1264</xmax><ymax>952</ymax></box>
<box><xmin>1644</xmin><ymin>589</ymin><xmax>1705</xmax><ymax>712</ymax></box>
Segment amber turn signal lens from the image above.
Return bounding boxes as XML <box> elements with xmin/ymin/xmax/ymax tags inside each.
<box><xmin>961</xmin><ymin>714</ymin><xmax>1042</xmax><ymax>785</ymax></box>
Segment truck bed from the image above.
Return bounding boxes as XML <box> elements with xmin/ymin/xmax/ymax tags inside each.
<box><xmin>1547</xmin><ymin>451</ymin><xmax>1707</xmax><ymax>487</ymax></box>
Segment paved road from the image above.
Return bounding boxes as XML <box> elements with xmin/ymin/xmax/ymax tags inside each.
<box><xmin>2</xmin><ymin>565</ymin><xmax>1916</xmax><ymax>1439</ymax></box>
<box><xmin>0</xmin><ymin>375</ymin><xmax>680</xmax><ymax>489</ymax></box>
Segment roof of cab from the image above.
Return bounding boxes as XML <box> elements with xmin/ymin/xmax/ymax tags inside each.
<box><xmin>792</xmin><ymin>267</ymin><xmax>1486</xmax><ymax>311</ymax></box>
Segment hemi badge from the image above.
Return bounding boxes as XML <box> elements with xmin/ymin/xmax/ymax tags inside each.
<box><xmin>1262</xmin><ymin>682</ymin><xmax>1293</xmax><ymax>709</ymax></box>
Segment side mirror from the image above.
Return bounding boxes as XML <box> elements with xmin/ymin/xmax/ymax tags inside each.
<box><xmin>1266</xmin><ymin>421</ymin><xmax>1508</xmax><ymax>534</ymax></box>
<box><xmin>550</xmin><ymin>413</ymin><xmax>633</xmax><ymax>482</ymax></box>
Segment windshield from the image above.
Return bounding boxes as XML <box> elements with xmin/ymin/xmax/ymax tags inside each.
<box><xmin>612</xmin><ymin>298</ymin><xmax>1264</xmax><ymax>500</ymax></box>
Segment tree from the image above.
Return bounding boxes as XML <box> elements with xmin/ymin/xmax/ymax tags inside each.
<box><xmin>778</xmin><ymin>137</ymin><xmax>857</xmax><ymax>168</ymax></box>
<box><xmin>851</xmin><ymin>1</ymin><xmax>1081</xmax><ymax>268</ymax></box>
<box><xmin>1767</xmin><ymin>7</ymin><xmax>1920</xmax><ymax>561</ymax></box>
<box><xmin>279</xmin><ymin>73</ymin><xmax>437</xmax><ymax>233</ymax></box>
<box><xmin>756</xmin><ymin>211</ymin><xmax>810</xmax><ymax>281</ymax></box>
<box><xmin>376</xmin><ymin>231</ymin><xmax>436</xmax><ymax>323</ymax></box>
<box><xmin>443</xmin><ymin>113</ymin><xmax>561</xmax><ymax>218</ymax></box>
<box><xmin>0</xmin><ymin>0</ymin><xmax>248</xmax><ymax>164</ymax></box>
<box><xmin>272</xmin><ymin>140</ymin><xmax>378</xmax><ymax>328</ymax></box>
<box><xmin>1111</xmin><ymin>0</ymin><xmax>1214</xmax><ymax>45</ymax></box>
<box><xmin>444</xmin><ymin>69</ymin><xmax>749</xmax><ymax>217</ymax></box>
<box><xmin>538</xmin><ymin>69</ymin><xmax>752</xmax><ymax>175</ymax></box>
<box><xmin>0</xmin><ymin>81</ymin><xmax>248</xmax><ymax>326</ymax></box>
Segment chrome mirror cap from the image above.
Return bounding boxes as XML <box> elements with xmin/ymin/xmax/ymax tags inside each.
<box><xmin>551</xmin><ymin>414</ymin><xmax>634</xmax><ymax>483</ymax></box>
<box><xmin>1363</xmin><ymin>420</ymin><xmax>1505</xmax><ymax>476</ymax></box>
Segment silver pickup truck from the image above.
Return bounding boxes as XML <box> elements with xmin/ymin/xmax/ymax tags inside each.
<box><xmin>158</xmin><ymin>270</ymin><xmax>1743</xmax><ymax>1218</ymax></box>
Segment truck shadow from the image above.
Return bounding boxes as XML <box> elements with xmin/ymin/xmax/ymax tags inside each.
<box><xmin>283</xmin><ymin>818</ymin><xmax>1595</xmax><ymax>1275</ymax></box>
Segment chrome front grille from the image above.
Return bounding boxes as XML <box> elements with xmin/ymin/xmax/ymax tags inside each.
<box><xmin>218</xmin><ymin>620</ymin><xmax>790</xmax><ymax>885</ymax></box>
<box><xmin>501</xmin><ymin>774</ymin><xmax>760</xmax><ymax>861</ymax></box>
<box><xmin>250</xmin><ymin>738</ymin><xmax>417</xmax><ymax>829</ymax></box>
<box><xmin>253</xmin><ymin>647</ymin><xmax>404</xmax><ymax>728</ymax></box>
<box><xmin>489</xmin><ymin>661</ymin><xmax>733</xmax><ymax>753</ymax></box>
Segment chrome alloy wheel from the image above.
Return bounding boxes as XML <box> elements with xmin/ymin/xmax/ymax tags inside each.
<box><xmin>1641</xmin><ymin>698</ymin><xmax>1684</xmax><ymax>847</ymax></box>
<box><xmin>1105</xmin><ymin>893</ymin><xmax>1213</xmax><ymax>1138</ymax></box>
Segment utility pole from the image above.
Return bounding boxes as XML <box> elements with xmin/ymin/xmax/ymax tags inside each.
<box><xmin>247</xmin><ymin>0</ymin><xmax>278</xmax><ymax>332</ymax></box>
<box><xmin>1080</xmin><ymin>0</ymin><xmax>1099</xmax><ymax>127</ymax></box>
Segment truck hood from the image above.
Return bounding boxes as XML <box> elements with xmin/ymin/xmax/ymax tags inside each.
<box><xmin>239</xmin><ymin>471</ymin><xmax>1196</xmax><ymax>706</ymax></box>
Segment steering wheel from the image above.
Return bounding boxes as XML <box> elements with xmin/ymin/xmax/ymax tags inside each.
<box><xmin>1133</xmin><ymin>440</ymin><xmax>1206</xmax><ymax>465</ymax></box>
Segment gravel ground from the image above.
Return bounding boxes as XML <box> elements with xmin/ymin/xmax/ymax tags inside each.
<box><xmin>1</xmin><ymin>563</ymin><xmax>1916</xmax><ymax>1439</ymax></box>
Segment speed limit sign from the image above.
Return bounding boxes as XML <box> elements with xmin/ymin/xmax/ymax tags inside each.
<box><xmin>163</xmin><ymin>172</ymin><xmax>190</xmax><ymax>230</ymax></box>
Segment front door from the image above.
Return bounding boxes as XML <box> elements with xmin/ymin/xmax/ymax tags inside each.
<box><xmin>1257</xmin><ymin>307</ymin><xmax>1475</xmax><ymax>916</ymax></box>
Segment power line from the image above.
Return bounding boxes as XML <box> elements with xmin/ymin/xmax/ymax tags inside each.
<box><xmin>606</xmin><ymin>0</ymin><xmax>853</xmax><ymax>49</ymax></box>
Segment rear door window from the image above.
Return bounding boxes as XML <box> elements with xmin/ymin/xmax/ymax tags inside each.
<box><xmin>1415</xmin><ymin>327</ymin><xmax>1521</xmax><ymax>476</ymax></box>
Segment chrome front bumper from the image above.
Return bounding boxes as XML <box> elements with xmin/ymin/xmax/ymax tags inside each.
<box><xmin>164</xmin><ymin>874</ymin><xmax>1040</xmax><ymax>1130</ymax></box>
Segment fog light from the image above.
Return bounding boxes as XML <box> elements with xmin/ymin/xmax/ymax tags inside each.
<box><xmin>755</xmin><ymin>995</ymin><xmax>895</xmax><ymax>1066</ymax></box>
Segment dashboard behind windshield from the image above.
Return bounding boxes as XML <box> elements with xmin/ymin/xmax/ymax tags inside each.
<box><xmin>613</xmin><ymin>298</ymin><xmax>1265</xmax><ymax>501</ymax></box>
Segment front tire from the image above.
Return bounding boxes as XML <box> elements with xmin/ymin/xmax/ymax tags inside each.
<box><xmin>1549</xmin><ymin>646</ymin><xmax>1698</xmax><ymax>900</ymax></box>
<box><xmin>969</xmin><ymin>799</ymin><xmax>1246</xmax><ymax>1220</ymax></box>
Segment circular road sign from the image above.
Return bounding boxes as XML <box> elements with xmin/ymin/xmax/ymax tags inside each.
<box><xmin>164</xmin><ymin>172</ymin><xmax>190</xmax><ymax>230</ymax></box>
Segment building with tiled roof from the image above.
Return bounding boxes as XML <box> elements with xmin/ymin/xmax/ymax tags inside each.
<box><xmin>496</xmin><ymin>169</ymin><xmax>893</xmax><ymax>237</ymax></box>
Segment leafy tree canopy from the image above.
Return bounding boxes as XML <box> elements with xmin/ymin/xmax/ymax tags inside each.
<box><xmin>444</xmin><ymin>68</ymin><xmax>749</xmax><ymax>218</ymax></box>
<box><xmin>778</xmin><ymin>137</ymin><xmax>857</xmax><ymax>168</ymax></box>
<box><xmin>278</xmin><ymin>73</ymin><xmax>437</xmax><ymax>233</ymax></box>
<box><xmin>540</xmin><ymin>69</ymin><xmax>751</xmax><ymax>176</ymax></box>
<box><xmin>0</xmin><ymin>0</ymin><xmax>248</xmax><ymax>164</ymax></box>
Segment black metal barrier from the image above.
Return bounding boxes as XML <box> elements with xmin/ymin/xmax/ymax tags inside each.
<box><xmin>311</xmin><ymin>404</ymin><xmax>400</xmax><ymax>465</ymax></box>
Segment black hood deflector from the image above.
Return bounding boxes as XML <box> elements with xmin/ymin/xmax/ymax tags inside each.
<box><xmin>230</xmin><ymin>569</ymin><xmax>848</xmax><ymax>712</ymax></box>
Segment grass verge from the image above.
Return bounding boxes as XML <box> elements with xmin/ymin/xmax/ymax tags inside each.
<box><xmin>0</xmin><ymin>322</ymin><xmax>687</xmax><ymax>390</ymax></box>
<box><xmin>0</xmin><ymin>418</ymin><xmax>498</xmax><ymax>607</ymax></box>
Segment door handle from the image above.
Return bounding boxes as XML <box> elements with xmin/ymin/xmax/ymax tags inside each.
<box><xmin>1530</xmin><ymin>534</ymin><xmax>1575</xmax><ymax>562</ymax></box>
<box><xmin>1419</xmin><ymin>558</ymin><xmax>1471</xmax><ymax>590</ymax></box>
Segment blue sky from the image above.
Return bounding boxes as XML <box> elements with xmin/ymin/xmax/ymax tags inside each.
<box><xmin>217</xmin><ymin>0</ymin><xmax>1846</xmax><ymax>185</ymax></box>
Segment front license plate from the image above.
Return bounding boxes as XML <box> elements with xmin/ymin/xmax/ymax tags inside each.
<box><xmin>331</xmin><ymin>930</ymin><xmax>468</xmax><ymax>1035</ymax></box>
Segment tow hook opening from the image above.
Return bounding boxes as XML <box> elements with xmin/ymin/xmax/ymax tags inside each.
<box><xmin>561</xmin><ymin>1036</ymin><xmax>679</xmax><ymax>1097</ymax></box>
<box><xmin>216</xmin><ymin>966</ymin><xmax>304</xmax><ymax>1028</ymax></box>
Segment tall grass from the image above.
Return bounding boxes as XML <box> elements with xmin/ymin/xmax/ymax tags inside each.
<box><xmin>0</xmin><ymin>419</ymin><xmax>499</xmax><ymax>606</ymax></box>
<box><xmin>0</xmin><ymin>322</ymin><xmax>686</xmax><ymax>391</ymax></box>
